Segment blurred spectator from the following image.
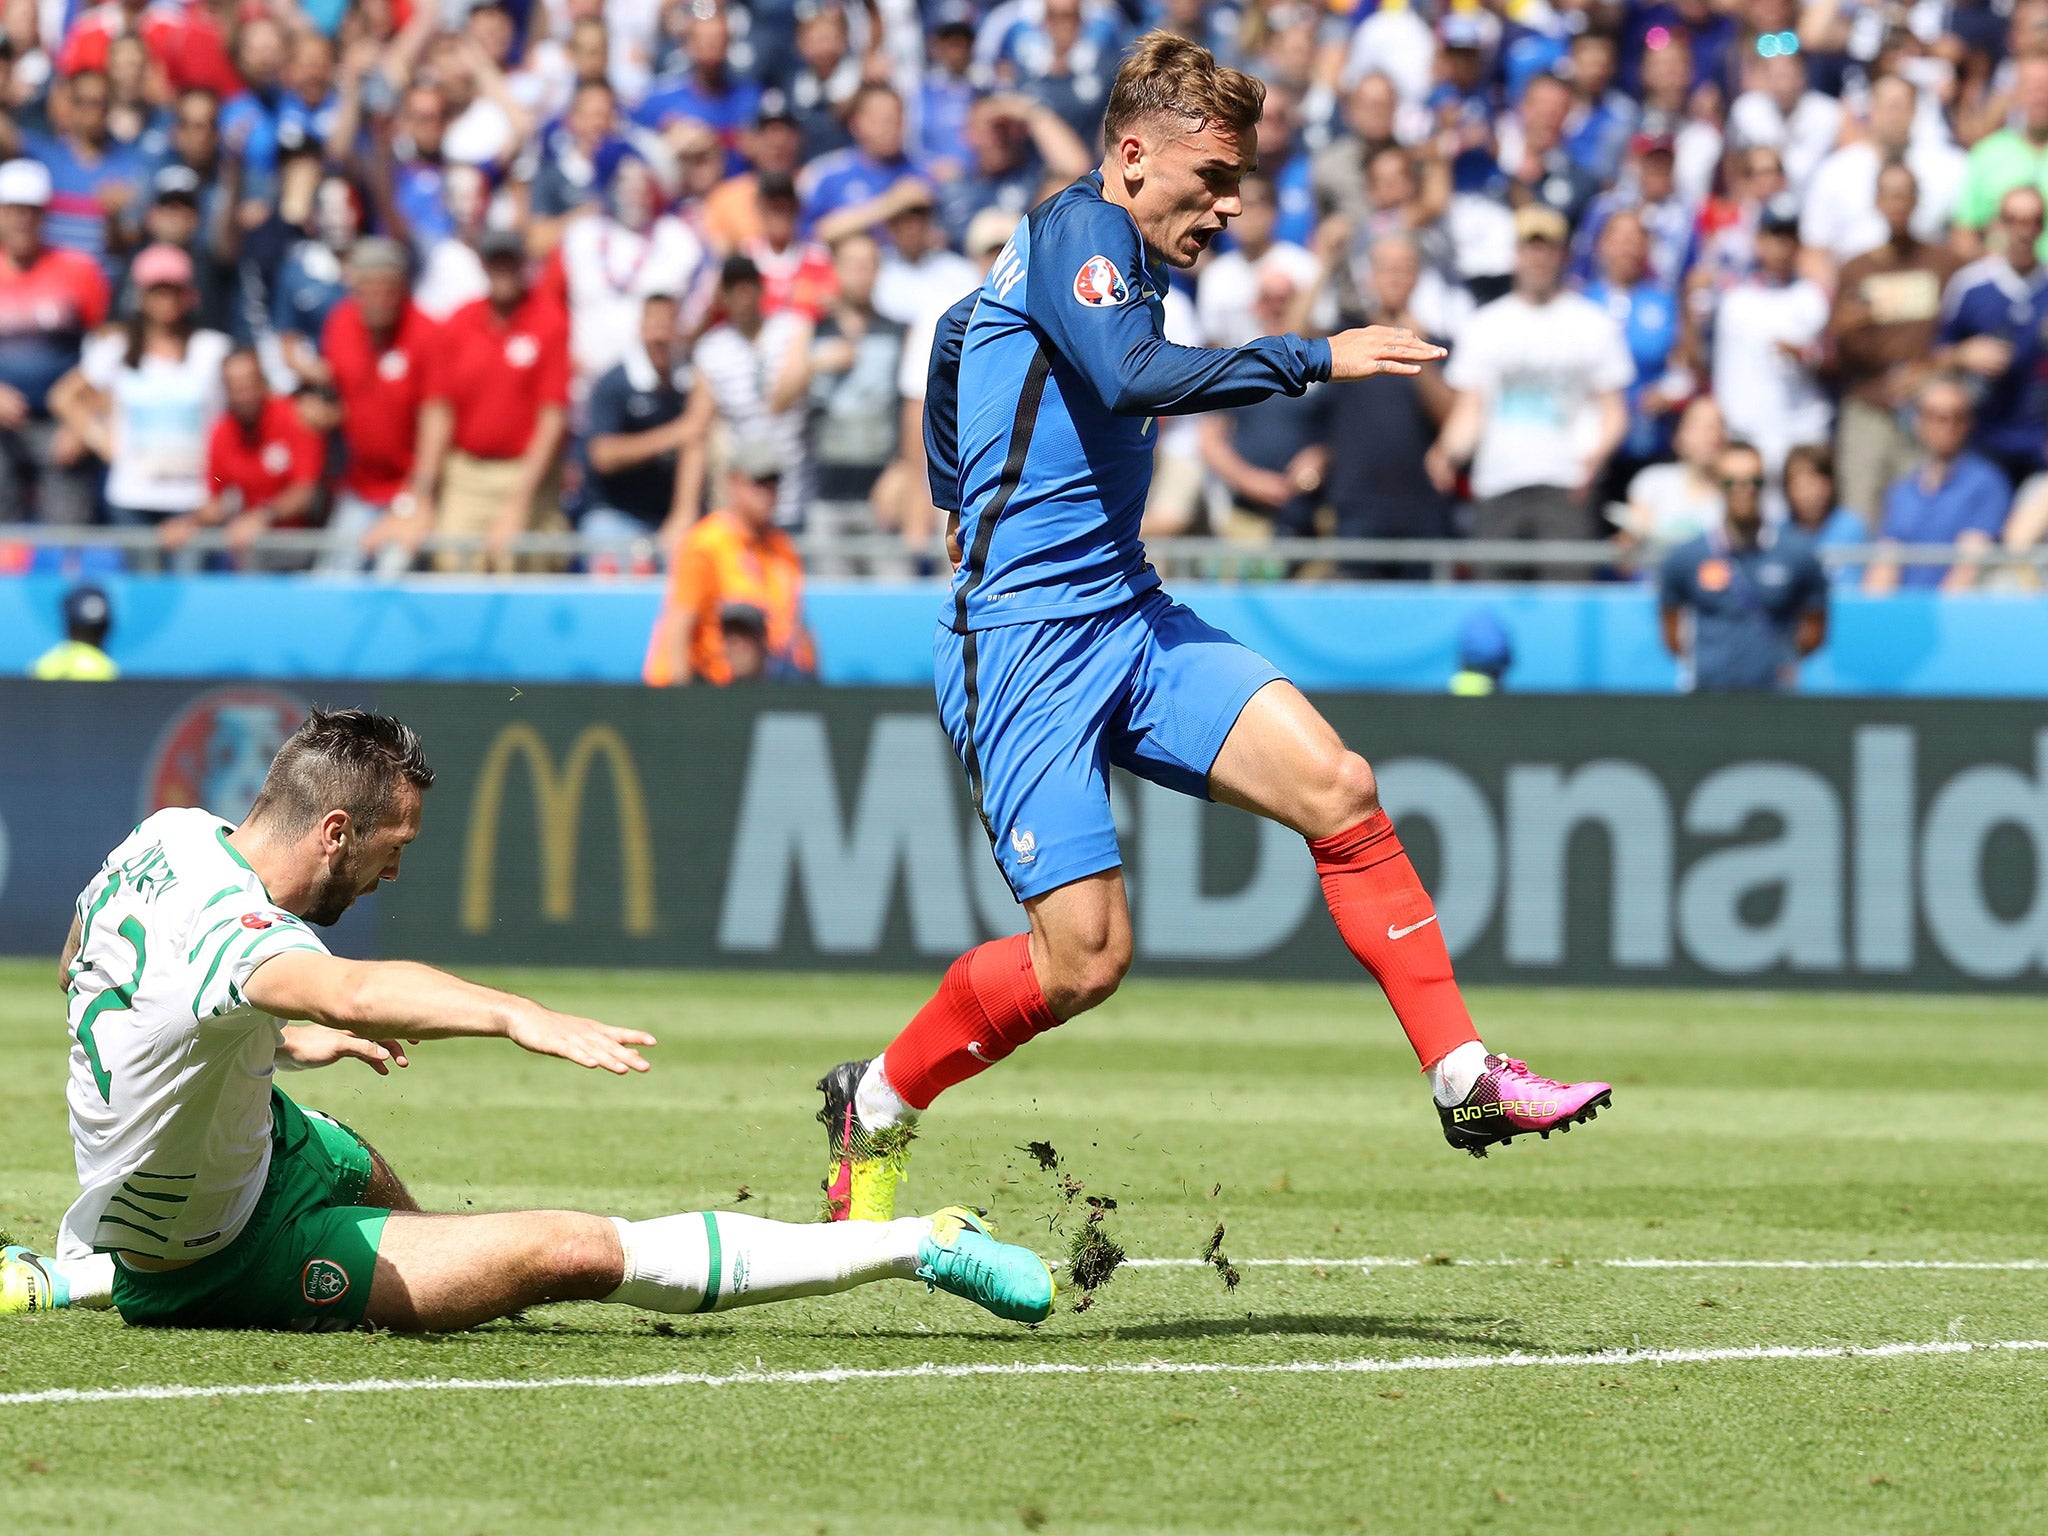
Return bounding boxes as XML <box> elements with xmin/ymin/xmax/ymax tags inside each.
<box><xmin>743</xmin><ymin>170</ymin><xmax>835</xmax><ymax>321</ymax></box>
<box><xmin>583</xmin><ymin>290</ymin><xmax>693</xmax><ymax>548</ymax></box>
<box><xmin>936</xmin><ymin>91</ymin><xmax>1089</xmax><ymax>251</ymax></box>
<box><xmin>1829</xmin><ymin>163</ymin><xmax>1963</xmax><ymax>526</ymax></box>
<box><xmin>50</xmin><ymin>241</ymin><xmax>229</xmax><ymax>524</ymax></box>
<box><xmin>686</xmin><ymin>253</ymin><xmax>809</xmax><ymax>526</ymax></box>
<box><xmin>411</xmin><ymin>230</ymin><xmax>570</xmax><ymax>571</ymax></box>
<box><xmin>526</xmin><ymin>79</ymin><xmax>622</xmax><ymax>244</ymax></box>
<box><xmin>388</xmin><ymin>84</ymin><xmax>457</xmax><ymax>253</ymax></box>
<box><xmin>1801</xmin><ymin>74</ymin><xmax>1964</xmax><ymax>276</ymax></box>
<box><xmin>29</xmin><ymin>582</ymin><xmax>117</xmax><ymax>679</ymax></box>
<box><xmin>0</xmin><ymin>158</ymin><xmax>106</xmax><ymax>525</ymax></box>
<box><xmin>1782</xmin><ymin>442</ymin><xmax>1868</xmax><ymax>583</ymax></box>
<box><xmin>1623</xmin><ymin>394</ymin><xmax>1725</xmax><ymax>546</ymax></box>
<box><xmin>1573</xmin><ymin>133</ymin><xmax>1694</xmax><ymax>291</ymax></box>
<box><xmin>268</xmin><ymin>172</ymin><xmax>362</xmax><ymax>386</ymax></box>
<box><xmin>411</xmin><ymin>160</ymin><xmax>495</xmax><ymax>320</ymax></box>
<box><xmin>160</xmin><ymin>347</ymin><xmax>321</xmax><ymax>566</ymax></box>
<box><xmin>56</xmin><ymin>0</ymin><xmax>236</xmax><ymax>99</ymax></box>
<box><xmin>119</xmin><ymin>164</ymin><xmax>234</xmax><ymax>334</ymax></box>
<box><xmin>1562</xmin><ymin>31</ymin><xmax>1638</xmax><ymax>186</ymax></box>
<box><xmin>915</xmin><ymin>4</ymin><xmax>978</xmax><ymax>180</ymax></box>
<box><xmin>1431</xmin><ymin>204</ymin><xmax>1632</xmax><ymax>577</ymax></box>
<box><xmin>319</xmin><ymin>238</ymin><xmax>435</xmax><ymax>575</ymax></box>
<box><xmin>217</xmin><ymin>19</ymin><xmax>291</xmax><ymax>193</ymax></box>
<box><xmin>1711</xmin><ymin>198</ymin><xmax>1830</xmax><ymax>486</ymax></box>
<box><xmin>702</xmin><ymin>96</ymin><xmax>806</xmax><ymax>252</ymax></box>
<box><xmin>1933</xmin><ymin>187</ymin><xmax>2048</xmax><ymax>490</ymax></box>
<box><xmin>714</xmin><ymin>602</ymin><xmax>807</xmax><ymax>682</ymax></box>
<box><xmin>560</xmin><ymin>145</ymin><xmax>704</xmax><ymax>385</ymax></box>
<box><xmin>632</xmin><ymin>4</ymin><xmax>760</xmax><ymax>161</ymax></box>
<box><xmin>1010</xmin><ymin>0</ymin><xmax>1113</xmax><ymax>148</ymax></box>
<box><xmin>1583</xmin><ymin>208</ymin><xmax>1684</xmax><ymax>500</ymax></box>
<box><xmin>1448</xmin><ymin>608</ymin><xmax>1512</xmax><ymax>695</ymax></box>
<box><xmin>1318</xmin><ymin>234</ymin><xmax>1455</xmax><ymax>565</ymax></box>
<box><xmin>1659</xmin><ymin>437</ymin><xmax>1828</xmax><ymax>692</ymax></box>
<box><xmin>1498</xmin><ymin>72</ymin><xmax>1600</xmax><ymax>232</ymax></box>
<box><xmin>1196</xmin><ymin>172</ymin><xmax>1319</xmax><ymax>348</ymax></box>
<box><xmin>1726</xmin><ymin>44</ymin><xmax>1839</xmax><ymax>195</ymax></box>
<box><xmin>873</xmin><ymin>181</ymin><xmax>973</xmax><ymax>326</ymax></box>
<box><xmin>1689</xmin><ymin>144</ymin><xmax>1789</xmax><ymax>300</ymax></box>
<box><xmin>1956</xmin><ymin>54</ymin><xmax>2048</xmax><ymax>256</ymax></box>
<box><xmin>1199</xmin><ymin>266</ymin><xmax>1326</xmax><ymax>542</ymax></box>
<box><xmin>1865</xmin><ymin>374</ymin><xmax>2011</xmax><ymax>594</ymax></box>
<box><xmin>643</xmin><ymin>433</ymin><xmax>816</xmax><ymax>686</ymax></box>
<box><xmin>785</xmin><ymin>2</ymin><xmax>859</xmax><ymax>160</ymax></box>
<box><xmin>801</xmin><ymin>83</ymin><xmax>926</xmax><ymax>242</ymax></box>
<box><xmin>1313</xmin><ymin>72</ymin><xmax>1399</xmax><ymax>233</ymax></box>
<box><xmin>795</xmin><ymin>232</ymin><xmax>904</xmax><ymax>557</ymax></box>
<box><xmin>25</xmin><ymin>69</ymin><xmax>147</xmax><ymax>272</ymax></box>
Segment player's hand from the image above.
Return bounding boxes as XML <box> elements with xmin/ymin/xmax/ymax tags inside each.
<box><xmin>280</xmin><ymin>1024</ymin><xmax>410</xmax><ymax>1074</ymax></box>
<box><xmin>1326</xmin><ymin>325</ymin><xmax>1446</xmax><ymax>382</ymax></box>
<box><xmin>505</xmin><ymin>1007</ymin><xmax>656</xmax><ymax>1074</ymax></box>
<box><xmin>944</xmin><ymin>511</ymin><xmax>962</xmax><ymax>569</ymax></box>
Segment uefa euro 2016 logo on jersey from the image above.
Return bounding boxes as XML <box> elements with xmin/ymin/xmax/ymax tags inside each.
<box><xmin>1072</xmin><ymin>255</ymin><xmax>1128</xmax><ymax>307</ymax></box>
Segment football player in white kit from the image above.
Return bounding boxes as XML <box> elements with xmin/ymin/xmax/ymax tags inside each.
<box><xmin>1</xmin><ymin>708</ymin><xmax>1053</xmax><ymax>1331</ymax></box>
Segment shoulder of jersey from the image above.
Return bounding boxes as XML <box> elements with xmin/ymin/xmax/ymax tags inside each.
<box><xmin>1045</xmin><ymin>189</ymin><xmax>1146</xmax><ymax>311</ymax></box>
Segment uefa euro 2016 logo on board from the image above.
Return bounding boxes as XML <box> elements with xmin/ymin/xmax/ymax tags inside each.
<box><xmin>141</xmin><ymin>687</ymin><xmax>307</xmax><ymax>822</ymax></box>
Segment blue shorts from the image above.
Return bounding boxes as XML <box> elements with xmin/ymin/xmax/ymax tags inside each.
<box><xmin>935</xmin><ymin>591</ymin><xmax>1285</xmax><ymax>901</ymax></box>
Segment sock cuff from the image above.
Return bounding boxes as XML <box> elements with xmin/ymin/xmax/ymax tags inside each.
<box><xmin>1308</xmin><ymin>808</ymin><xmax>1398</xmax><ymax>868</ymax></box>
<box><xmin>607</xmin><ymin>1216</ymin><xmax>638</xmax><ymax>1297</ymax></box>
<box><xmin>967</xmin><ymin>932</ymin><xmax>1058</xmax><ymax>1034</ymax></box>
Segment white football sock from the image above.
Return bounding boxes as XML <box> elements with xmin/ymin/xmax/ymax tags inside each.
<box><xmin>54</xmin><ymin>1253</ymin><xmax>114</xmax><ymax>1309</ymax></box>
<box><xmin>855</xmin><ymin>1054</ymin><xmax>917</xmax><ymax>1134</ymax></box>
<box><xmin>1429</xmin><ymin>1040</ymin><xmax>1492</xmax><ymax>1107</ymax></box>
<box><xmin>605</xmin><ymin>1212</ymin><xmax>930</xmax><ymax>1314</ymax></box>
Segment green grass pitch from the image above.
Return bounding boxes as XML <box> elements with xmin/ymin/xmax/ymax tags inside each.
<box><xmin>4</xmin><ymin>962</ymin><xmax>2048</xmax><ymax>1534</ymax></box>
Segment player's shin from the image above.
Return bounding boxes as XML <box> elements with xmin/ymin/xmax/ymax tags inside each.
<box><xmin>605</xmin><ymin>1212</ymin><xmax>927</xmax><ymax>1312</ymax></box>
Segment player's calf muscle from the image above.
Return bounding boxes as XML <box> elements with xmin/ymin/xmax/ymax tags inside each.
<box><xmin>1027</xmin><ymin>873</ymin><xmax>1133</xmax><ymax>1018</ymax></box>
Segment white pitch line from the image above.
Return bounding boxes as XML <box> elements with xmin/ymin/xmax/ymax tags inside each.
<box><xmin>7</xmin><ymin>1339</ymin><xmax>2048</xmax><ymax>1410</ymax></box>
<box><xmin>1116</xmin><ymin>1257</ymin><xmax>2048</xmax><ymax>1271</ymax></box>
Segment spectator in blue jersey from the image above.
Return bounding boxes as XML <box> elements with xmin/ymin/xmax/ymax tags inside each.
<box><xmin>934</xmin><ymin>91</ymin><xmax>1090</xmax><ymax>252</ymax></box>
<box><xmin>1571</xmin><ymin>133</ymin><xmax>1693</xmax><ymax>290</ymax></box>
<box><xmin>1622</xmin><ymin>0</ymin><xmax>1734</xmax><ymax>98</ymax></box>
<box><xmin>786</xmin><ymin>2</ymin><xmax>860</xmax><ymax>161</ymax></box>
<box><xmin>385</xmin><ymin>84</ymin><xmax>454</xmax><ymax>255</ymax></box>
<box><xmin>1252</xmin><ymin>83</ymin><xmax>1316</xmax><ymax>248</ymax></box>
<box><xmin>633</xmin><ymin>5</ymin><xmax>761</xmax><ymax>170</ymax></box>
<box><xmin>1659</xmin><ymin>438</ymin><xmax>1829</xmax><ymax>692</ymax></box>
<box><xmin>25</xmin><ymin>69</ymin><xmax>148</xmax><ymax>274</ymax></box>
<box><xmin>269</xmin><ymin>173</ymin><xmax>362</xmax><ymax>389</ymax></box>
<box><xmin>800</xmin><ymin>84</ymin><xmax>929</xmax><ymax>241</ymax></box>
<box><xmin>1560</xmin><ymin>31</ymin><xmax>1637</xmax><ymax>185</ymax></box>
<box><xmin>975</xmin><ymin>0</ymin><xmax>1126</xmax><ymax>90</ymax></box>
<box><xmin>1782</xmin><ymin>443</ymin><xmax>1868</xmax><ymax>584</ymax></box>
<box><xmin>528</xmin><ymin>80</ymin><xmax>622</xmax><ymax>238</ymax></box>
<box><xmin>915</xmin><ymin>2</ymin><xmax>979</xmax><ymax>181</ymax></box>
<box><xmin>582</xmin><ymin>291</ymin><xmax>694</xmax><ymax>549</ymax></box>
<box><xmin>1865</xmin><ymin>374</ymin><xmax>2013</xmax><ymax>594</ymax></box>
<box><xmin>1500</xmin><ymin>72</ymin><xmax>1600</xmax><ymax>233</ymax></box>
<box><xmin>1581</xmin><ymin>208</ymin><xmax>1682</xmax><ymax>507</ymax></box>
<box><xmin>1933</xmin><ymin>186</ymin><xmax>2048</xmax><ymax>490</ymax></box>
<box><xmin>218</xmin><ymin>19</ymin><xmax>291</xmax><ymax>196</ymax></box>
<box><xmin>276</xmin><ymin>30</ymin><xmax>342</xmax><ymax>153</ymax></box>
<box><xmin>1010</xmin><ymin>0</ymin><xmax>1116</xmax><ymax>148</ymax></box>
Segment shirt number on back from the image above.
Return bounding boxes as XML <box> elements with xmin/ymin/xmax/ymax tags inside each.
<box><xmin>76</xmin><ymin>916</ymin><xmax>147</xmax><ymax>1103</ymax></box>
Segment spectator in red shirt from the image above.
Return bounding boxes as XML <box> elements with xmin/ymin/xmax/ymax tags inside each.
<box><xmin>159</xmin><ymin>348</ymin><xmax>322</xmax><ymax>567</ymax></box>
<box><xmin>318</xmin><ymin>238</ymin><xmax>439</xmax><ymax>575</ymax></box>
<box><xmin>743</xmin><ymin>172</ymin><xmax>835</xmax><ymax>323</ymax></box>
<box><xmin>409</xmin><ymin>228</ymin><xmax>571</xmax><ymax>572</ymax></box>
<box><xmin>0</xmin><ymin>159</ymin><xmax>109</xmax><ymax>525</ymax></box>
<box><xmin>58</xmin><ymin>0</ymin><xmax>239</xmax><ymax>99</ymax></box>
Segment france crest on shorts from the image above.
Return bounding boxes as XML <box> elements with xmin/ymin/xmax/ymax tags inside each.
<box><xmin>1072</xmin><ymin>255</ymin><xmax>1128</xmax><ymax>307</ymax></box>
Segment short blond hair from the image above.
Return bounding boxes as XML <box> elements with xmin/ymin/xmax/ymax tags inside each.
<box><xmin>1102</xmin><ymin>31</ymin><xmax>1264</xmax><ymax>149</ymax></box>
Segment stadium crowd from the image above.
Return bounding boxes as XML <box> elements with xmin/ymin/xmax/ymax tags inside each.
<box><xmin>0</xmin><ymin>0</ymin><xmax>2043</xmax><ymax>614</ymax></box>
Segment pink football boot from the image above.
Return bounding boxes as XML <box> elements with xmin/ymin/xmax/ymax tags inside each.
<box><xmin>1438</xmin><ymin>1055</ymin><xmax>1612</xmax><ymax>1157</ymax></box>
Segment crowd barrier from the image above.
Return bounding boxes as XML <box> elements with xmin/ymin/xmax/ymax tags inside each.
<box><xmin>6</xmin><ymin>572</ymin><xmax>2048</xmax><ymax>693</ymax></box>
<box><xmin>4</xmin><ymin>680</ymin><xmax>2045</xmax><ymax>991</ymax></box>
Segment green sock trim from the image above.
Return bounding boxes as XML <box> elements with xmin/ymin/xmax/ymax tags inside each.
<box><xmin>695</xmin><ymin>1212</ymin><xmax>722</xmax><ymax>1313</ymax></box>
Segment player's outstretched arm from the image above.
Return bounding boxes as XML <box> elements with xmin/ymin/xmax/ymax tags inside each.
<box><xmin>244</xmin><ymin>952</ymin><xmax>655</xmax><ymax>1074</ymax></box>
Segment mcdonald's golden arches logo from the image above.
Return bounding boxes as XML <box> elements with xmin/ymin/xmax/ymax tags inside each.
<box><xmin>461</xmin><ymin>722</ymin><xmax>657</xmax><ymax>935</ymax></box>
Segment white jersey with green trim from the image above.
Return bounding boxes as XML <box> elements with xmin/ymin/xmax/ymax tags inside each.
<box><xmin>58</xmin><ymin>808</ymin><xmax>330</xmax><ymax>1263</ymax></box>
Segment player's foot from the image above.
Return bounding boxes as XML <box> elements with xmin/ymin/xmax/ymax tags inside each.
<box><xmin>0</xmin><ymin>1248</ymin><xmax>68</xmax><ymax>1315</ymax></box>
<box><xmin>916</xmin><ymin>1206</ymin><xmax>1055</xmax><ymax>1325</ymax></box>
<box><xmin>817</xmin><ymin>1058</ymin><xmax>913</xmax><ymax>1222</ymax></box>
<box><xmin>1438</xmin><ymin>1055</ymin><xmax>1612</xmax><ymax>1158</ymax></box>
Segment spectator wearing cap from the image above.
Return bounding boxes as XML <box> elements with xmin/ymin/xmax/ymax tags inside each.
<box><xmin>50</xmin><ymin>241</ymin><xmax>231</xmax><ymax>524</ymax></box>
<box><xmin>1865</xmin><ymin>374</ymin><xmax>2012</xmax><ymax>595</ymax></box>
<box><xmin>1581</xmin><ymin>209</ymin><xmax>1684</xmax><ymax>506</ymax></box>
<box><xmin>1659</xmin><ymin>438</ymin><xmax>1829</xmax><ymax>693</ymax></box>
<box><xmin>1802</xmin><ymin>74</ymin><xmax>1965</xmax><ymax>280</ymax></box>
<box><xmin>1932</xmin><ymin>186</ymin><xmax>2048</xmax><ymax>491</ymax></box>
<box><xmin>269</xmin><ymin>172</ymin><xmax>365</xmax><ymax>388</ymax></box>
<box><xmin>23</xmin><ymin>69</ymin><xmax>148</xmax><ymax>274</ymax></box>
<box><xmin>702</xmin><ymin>96</ymin><xmax>806</xmax><ymax>253</ymax></box>
<box><xmin>741</xmin><ymin>171</ymin><xmax>836</xmax><ymax>322</ymax></box>
<box><xmin>582</xmin><ymin>290</ymin><xmax>696</xmax><ymax>547</ymax></box>
<box><xmin>1726</xmin><ymin>43</ymin><xmax>1840</xmax><ymax>197</ymax></box>
<box><xmin>632</xmin><ymin>4</ymin><xmax>761</xmax><ymax>168</ymax></box>
<box><xmin>1712</xmin><ymin>197</ymin><xmax>1831</xmax><ymax>489</ymax></box>
<box><xmin>317</xmin><ymin>238</ymin><xmax>439</xmax><ymax>576</ymax></box>
<box><xmin>1956</xmin><ymin>55</ymin><xmax>2048</xmax><ymax>260</ymax></box>
<box><xmin>1498</xmin><ymin>72</ymin><xmax>1600</xmax><ymax>233</ymax></box>
<box><xmin>1429</xmin><ymin>203</ymin><xmax>1632</xmax><ymax>578</ymax></box>
<box><xmin>0</xmin><ymin>159</ymin><xmax>108</xmax><ymax>525</ymax></box>
<box><xmin>935</xmin><ymin>91</ymin><xmax>1091</xmax><ymax>252</ymax></box>
<box><xmin>800</xmin><ymin>84</ymin><xmax>933</xmax><ymax>243</ymax></box>
<box><xmin>916</xmin><ymin>2</ymin><xmax>979</xmax><ymax>180</ymax></box>
<box><xmin>713</xmin><ymin>602</ymin><xmax>809</xmax><ymax>682</ymax></box>
<box><xmin>1448</xmin><ymin>609</ymin><xmax>1512</xmax><ymax>695</ymax></box>
<box><xmin>29</xmin><ymin>583</ymin><xmax>117</xmax><ymax>680</ymax></box>
<box><xmin>680</xmin><ymin>253</ymin><xmax>811</xmax><ymax>527</ymax></box>
<box><xmin>560</xmin><ymin>144</ymin><xmax>706</xmax><ymax>386</ymax></box>
<box><xmin>120</xmin><ymin>163</ymin><xmax>235</xmax><ymax>333</ymax></box>
<box><xmin>873</xmin><ymin>181</ymin><xmax>975</xmax><ymax>327</ymax></box>
<box><xmin>1571</xmin><ymin>132</ymin><xmax>1694</xmax><ymax>290</ymax></box>
<box><xmin>410</xmin><ymin>231</ymin><xmax>572</xmax><ymax>571</ymax></box>
<box><xmin>643</xmin><ymin>433</ymin><xmax>816</xmax><ymax>686</ymax></box>
<box><xmin>159</xmin><ymin>346</ymin><xmax>322</xmax><ymax>567</ymax></box>
<box><xmin>1828</xmin><ymin>163</ymin><xmax>1963</xmax><ymax>526</ymax></box>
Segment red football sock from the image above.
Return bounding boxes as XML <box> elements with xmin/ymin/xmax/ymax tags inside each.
<box><xmin>1310</xmin><ymin>810</ymin><xmax>1481</xmax><ymax>1071</ymax></box>
<box><xmin>880</xmin><ymin>934</ymin><xmax>1059</xmax><ymax>1110</ymax></box>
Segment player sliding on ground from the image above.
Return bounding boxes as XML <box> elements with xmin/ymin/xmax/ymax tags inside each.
<box><xmin>818</xmin><ymin>33</ymin><xmax>1612</xmax><ymax>1222</ymax></box>
<box><xmin>1</xmin><ymin>709</ymin><xmax>1052</xmax><ymax>1328</ymax></box>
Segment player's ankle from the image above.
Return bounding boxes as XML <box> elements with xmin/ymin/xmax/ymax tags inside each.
<box><xmin>1428</xmin><ymin>1040</ymin><xmax>1490</xmax><ymax>1107</ymax></box>
<box><xmin>856</xmin><ymin>1054</ymin><xmax>918</xmax><ymax>1135</ymax></box>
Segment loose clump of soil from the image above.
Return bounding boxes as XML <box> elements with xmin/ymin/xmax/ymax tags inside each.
<box><xmin>1202</xmin><ymin>1222</ymin><xmax>1241</xmax><ymax>1291</ymax></box>
<box><xmin>1066</xmin><ymin>1207</ymin><xmax>1127</xmax><ymax>1293</ymax></box>
<box><xmin>1022</xmin><ymin>1140</ymin><xmax>1061</xmax><ymax>1170</ymax></box>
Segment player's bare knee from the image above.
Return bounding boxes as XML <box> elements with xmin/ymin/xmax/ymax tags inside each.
<box><xmin>1321</xmin><ymin>752</ymin><xmax>1380</xmax><ymax>833</ymax></box>
<box><xmin>1055</xmin><ymin>932</ymin><xmax>1131</xmax><ymax>1014</ymax></box>
<box><xmin>546</xmin><ymin>1213</ymin><xmax>625</xmax><ymax>1296</ymax></box>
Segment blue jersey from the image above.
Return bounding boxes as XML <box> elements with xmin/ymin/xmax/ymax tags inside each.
<box><xmin>932</xmin><ymin>171</ymin><xmax>1330</xmax><ymax>632</ymax></box>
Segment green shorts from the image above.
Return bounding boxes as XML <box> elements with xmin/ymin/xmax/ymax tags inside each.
<box><xmin>111</xmin><ymin>1089</ymin><xmax>390</xmax><ymax>1331</ymax></box>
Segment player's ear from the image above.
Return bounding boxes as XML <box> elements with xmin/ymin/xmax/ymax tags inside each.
<box><xmin>318</xmin><ymin>807</ymin><xmax>352</xmax><ymax>857</ymax></box>
<box><xmin>1114</xmin><ymin>129</ymin><xmax>1147</xmax><ymax>186</ymax></box>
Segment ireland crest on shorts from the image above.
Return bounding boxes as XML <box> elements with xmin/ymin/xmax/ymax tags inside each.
<box><xmin>301</xmin><ymin>1257</ymin><xmax>351</xmax><ymax>1305</ymax></box>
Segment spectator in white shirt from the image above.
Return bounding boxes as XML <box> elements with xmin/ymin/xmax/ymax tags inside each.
<box><xmin>1801</xmin><ymin>72</ymin><xmax>1965</xmax><ymax>276</ymax></box>
<box><xmin>1728</xmin><ymin>49</ymin><xmax>1842</xmax><ymax>195</ymax></box>
<box><xmin>1623</xmin><ymin>394</ymin><xmax>1727</xmax><ymax>546</ymax></box>
<box><xmin>559</xmin><ymin>146</ymin><xmax>706</xmax><ymax>387</ymax></box>
<box><xmin>1711</xmin><ymin>199</ymin><xmax>1835</xmax><ymax>489</ymax></box>
<box><xmin>874</xmin><ymin>182</ymin><xmax>976</xmax><ymax>327</ymax></box>
<box><xmin>1194</xmin><ymin>173</ymin><xmax>1321</xmax><ymax>347</ymax></box>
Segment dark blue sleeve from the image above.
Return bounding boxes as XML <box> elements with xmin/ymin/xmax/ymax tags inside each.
<box><xmin>584</xmin><ymin>367</ymin><xmax>631</xmax><ymax>438</ymax></box>
<box><xmin>1657</xmin><ymin>545</ymin><xmax>1692</xmax><ymax>610</ymax></box>
<box><xmin>924</xmin><ymin>291</ymin><xmax>976</xmax><ymax>513</ymax></box>
<box><xmin>1026</xmin><ymin>200</ymin><xmax>1332</xmax><ymax>418</ymax></box>
<box><xmin>1794</xmin><ymin>547</ymin><xmax>1829</xmax><ymax>614</ymax></box>
<box><xmin>1934</xmin><ymin>281</ymin><xmax>1975</xmax><ymax>346</ymax></box>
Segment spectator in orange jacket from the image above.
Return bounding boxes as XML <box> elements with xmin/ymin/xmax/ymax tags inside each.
<box><xmin>644</xmin><ymin>435</ymin><xmax>817</xmax><ymax>686</ymax></box>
